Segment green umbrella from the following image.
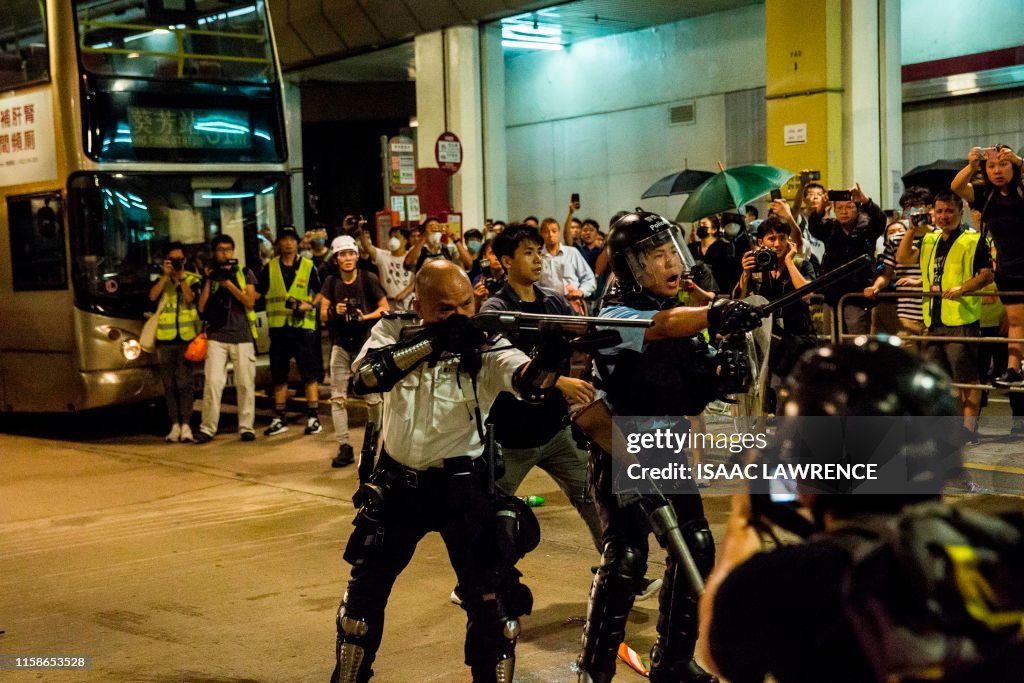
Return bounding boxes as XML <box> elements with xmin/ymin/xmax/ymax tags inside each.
<box><xmin>675</xmin><ymin>164</ymin><xmax>795</xmax><ymax>223</ymax></box>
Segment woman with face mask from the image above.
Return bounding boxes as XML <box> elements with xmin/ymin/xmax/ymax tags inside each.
<box><xmin>688</xmin><ymin>215</ymin><xmax>736</xmax><ymax>293</ymax></box>
<box><xmin>953</xmin><ymin>144</ymin><xmax>1024</xmax><ymax>387</ymax></box>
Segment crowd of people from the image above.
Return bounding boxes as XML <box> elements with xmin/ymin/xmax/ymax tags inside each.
<box><xmin>144</xmin><ymin>144</ymin><xmax>1024</xmax><ymax>683</ymax></box>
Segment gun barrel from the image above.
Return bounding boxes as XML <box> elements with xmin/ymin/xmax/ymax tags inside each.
<box><xmin>472</xmin><ymin>310</ymin><xmax>653</xmax><ymax>333</ymax></box>
<box><xmin>761</xmin><ymin>254</ymin><xmax>872</xmax><ymax>316</ymax></box>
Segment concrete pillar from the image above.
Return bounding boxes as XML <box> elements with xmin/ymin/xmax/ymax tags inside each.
<box><xmin>283</xmin><ymin>80</ymin><xmax>305</xmax><ymax>230</ymax></box>
<box><xmin>414</xmin><ymin>27</ymin><xmax>487</xmax><ymax>228</ymax></box>
<box><xmin>766</xmin><ymin>0</ymin><xmax>901</xmax><ymax>206</ymax></box>
<box><xmin>480</xmin><ymin>21</ymin><xmax>508</xmax><ymax>224</ymax></box>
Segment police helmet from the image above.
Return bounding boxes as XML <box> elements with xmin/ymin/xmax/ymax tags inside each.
<box><xmin>608</xmin><ymin>210</ymin><xmax>696</xmax><ymax>290</ymax></box>
<box><xmin>775</xmin><ymin>336</ymin><xmax>962</xmax><ymax>501</ymax></box>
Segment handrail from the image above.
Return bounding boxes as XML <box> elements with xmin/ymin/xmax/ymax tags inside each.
<box><xmin>836</xmin><ymin>290</ymin><xmax>1024</xmax><ymax>342</ymax></box>
<box><xmin>78</xmin><ymin>18</ymin><xmax>271</xmax><ymax>79</ymax></box>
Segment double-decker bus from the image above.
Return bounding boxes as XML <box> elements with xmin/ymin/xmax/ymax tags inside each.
<box><xmin>0</xmin><ymin>0</ymin><xmax>290</xmax><ymax>412</ymax></box>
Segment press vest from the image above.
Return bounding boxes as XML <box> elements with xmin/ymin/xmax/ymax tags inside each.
<box><xmin>211</xmin><ymin>269</ymin><xmax>258</xmax><ymax>340</ymax></box>
<box><xmin>157</xmin><ymin>271</ymin><xmax>202</xmax><ymax>341</ymax></box>
<box><xmin>266</xmin><ymin>257</ymin><xmax>316</xmax><ymax>330</ymax></box>
<box><xmin>920</xmin><ymin>231</ymin><xmax>982</xmax><ymax>328</ymax></box>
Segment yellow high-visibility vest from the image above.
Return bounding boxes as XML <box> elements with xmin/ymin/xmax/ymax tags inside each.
<box><xmin>920</xmin><ymin>231</ymin><xmax>982</xmax><ymax>328</ymax></box>
<box><xmin>265</xmin><ymin>257</ymin><xmax>316</xmax><ymax>330</ymax></box>
<box><xmin>157</xmin><ymin>271</ymin><xmax>202</xmax><ymax>341</ymax></box>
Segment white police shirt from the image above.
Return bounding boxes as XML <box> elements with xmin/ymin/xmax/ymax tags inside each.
<box><xmin>355</xmin><ymin>318</ymin><xmax>530</xmax><ymax>471</ymax></box>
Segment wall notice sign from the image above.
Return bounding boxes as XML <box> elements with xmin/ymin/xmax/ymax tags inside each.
<box><xmin>784</xmin><ymin>123</ymin><xmax>807</xmax><ymax>146</ymax></box>
<box><xmin>435</xmin><ymin>131</ymin><xmax>463</xmax><ymax>174</ymax></box>
<box><xmin>390</xmin><ymin>195</ymin><xmax>407</xmax><ymax>222</ymax></box>
<box><xmin>0</xmin><ymin>89</ymin><xmax>57</xmax><ymax>187</ymax></box>
<box><xmin>405</xmin><ymin>195</ymin><xmax>420</xmax><ymax>221</ymax></box>
<box><xmin>388</xmin><ymin>136</ymin><xmax>417</xmax><ymax>194</ymax></box>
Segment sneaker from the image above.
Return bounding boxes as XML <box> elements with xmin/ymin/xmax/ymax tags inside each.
<box><xmin>994</xmin><ymin>369</ymin><xmax>1024</xmax><ymax>387</ymax></box>
<box><xmin>636</xmin><ymin>577</ymin><xmax>663</xmax><ymax>601</ymax></box>
<box><xmin>449</xmin><ymin>586</ymin><xmax>463</xmax><ymax>606</ymax></box>
<box><xmin>264</xmin><ymin>416</ymin><xmax>289</xmax><ymax>437</ymax></box>
<box><xmin>962</xmin><ymin>427</ymin><xmax>981</xmax><ymax>446</ymax></box>
<box><xmin>193</xmin><ymin>430</ymin><xmax>214</xmax><ymax>444</ymax></box>
<box><xmin>240</xmin><ymin>431</ymin><xmax>256</xmax><ymax>442</ymax></box>
<box><xmin>304</xmin><ymin>416</ymin><xmax>323</xmax><ymax>435</ymax></box>
<box><xmin>331</xmin><ymin>443</ymin><xmax>355</xmax><ymax>468</ymax></box>
<box><xmin>165</xmin><ymin>423</ymin><xmax>181</xmax><ymax>442</ymax></box>
<box><xmin>1011</xmin><ymin>420</ymin><xmax>1024</xmax><ymax>435</ymax></box>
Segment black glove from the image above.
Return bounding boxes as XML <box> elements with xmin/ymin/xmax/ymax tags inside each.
<box><xmin>533</xmin><ymin>322</ymin><xmax>571</xmax><ymax>373</ymax></box>
<box><xmin>707</xmin><ymin>298</ymin><xmax>762</xmax><ymax>337</ymax></box>
<box><xmin>428</xmin><ymin>314</ymin><xmax>488</xmax><ymax>355</ymax></box>
<box><xmin>716</xmin><ymin>342</ymin><xmax>751</xmax><ymax>394</ymax></box>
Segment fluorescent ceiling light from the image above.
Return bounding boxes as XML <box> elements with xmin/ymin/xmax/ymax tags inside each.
<box><xmin>501</xmin><ymin>11</ymin><xmax>565</xmax><ymax>50</ymax></box>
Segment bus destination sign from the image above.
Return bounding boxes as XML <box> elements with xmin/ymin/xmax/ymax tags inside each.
<box><xmin>126</xmin><ymin>107</ymin><xmax>252</xmax><ymax>150</ymax></box>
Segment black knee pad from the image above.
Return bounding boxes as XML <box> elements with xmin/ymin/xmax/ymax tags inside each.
<box><xmin>599</xmin><ymin>542</ymin><xmax>647</xmax><ymax>590</ymax></box>
<box><xmin>681</xmin><ymin>519</ymin><xmax>715</xmax><ymax>578</ymax></box>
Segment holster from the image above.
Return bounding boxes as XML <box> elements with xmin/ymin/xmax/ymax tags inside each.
<box><xmin>571</xmin><ymin>398</ymin><xmax>628</xmax><ymax>456</ymax></box>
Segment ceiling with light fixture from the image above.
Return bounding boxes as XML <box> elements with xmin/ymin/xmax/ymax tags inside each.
<box><xmin>280</xmin><ymin>0</ymin><xmax>761</xmax><ymax>81</ymax></box>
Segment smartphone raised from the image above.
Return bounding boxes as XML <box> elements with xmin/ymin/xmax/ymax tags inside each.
<box><xmin>827</xmin><ymin>189</ymin><xmax>853</xmax><ymax>202</ymax></box>
<box><xmin>571</xmin><ymin>193</ymin><xmax>580</xmax><ymax>207</ymax></box>
<box><xmin>770</xmin><ymin>189</ymin><xmax>783</xmax><ymax>201</ymax></box>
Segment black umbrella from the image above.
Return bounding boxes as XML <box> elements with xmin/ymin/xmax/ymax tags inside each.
<box><xmin>902</xmin><ymin>159</ymin><xmax>967</xmax><ymax>196</ymax></box>
<box><xmin>641</xmin><ymin>168</ymin><xmax>715</xmax><ymax>198</ymax></box>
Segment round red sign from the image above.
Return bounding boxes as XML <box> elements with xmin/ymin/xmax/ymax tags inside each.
<box><xmin>434</xmin><ymin>132</ymin><xmax>462</xmax><ymax>175</ymax></box>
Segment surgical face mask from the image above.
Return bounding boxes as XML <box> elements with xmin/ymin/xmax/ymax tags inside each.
<box><xmin>312</xmin><ymin>239</ymin><xmax>325</xmax><ymax>247</ymax></box>
<box><xmin>388</xmin><ymin>237</ymin><xmax>402</xmax><ymax>252</ymax></box>
<box><xmin>724</xmin><ymin>223</ymin><xmax>743</xmax><ymax>239</ymax></box>
<box><xmin>428</xmin><ymin>231</ymin><xmax>442</xmax><ymax>246</ymax></box>
<box><xmin>466</xmin><ymin>240</ymin><xmax>482</xmax><ymax>255</ymax></box>
<box><xmin>696</xmin><ymin>226</ymin><xmax>709</xmax><ymax>239</ymax></box>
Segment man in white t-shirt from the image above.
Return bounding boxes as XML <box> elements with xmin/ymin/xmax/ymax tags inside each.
<box><xmin>356</xmin><ymin>224</ymin><xmax>414</xmax><ymax>310</ymax></box>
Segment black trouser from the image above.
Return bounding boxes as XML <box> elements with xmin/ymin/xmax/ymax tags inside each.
<box><xmin>157</xmin><ymin>343</ymin><xmax>194</xmax><ymax>424</ymax></box>
<box><xmin>333</xmin><ymin>452</ymin><xmax>526</xmax><ymax>683</ymax></box>
<box><xmin>579</xmin><ymin>448</ymin><xmax>715</xmax><ymax>681</ymax></box>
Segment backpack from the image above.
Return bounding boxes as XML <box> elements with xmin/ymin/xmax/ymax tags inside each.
<box><xmin>825</xmin><ymin>502</ymin><xmax>1024</xmax><ymax>682</ymax></box>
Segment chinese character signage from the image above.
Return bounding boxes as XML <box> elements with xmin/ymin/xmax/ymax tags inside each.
<box><xmin>388</xmin><ymin>136</ymin><xmax>417</xmax><ymax>195</ymax></box>
<box><xmin>0</xmin><ymin>89</ymin><xmax>57</xmax><ymax>188</ymax></box>
<box><xmin>126</xmin><ymin>107</ymin><xmax>251</xmax><ymax>150</ymax></box>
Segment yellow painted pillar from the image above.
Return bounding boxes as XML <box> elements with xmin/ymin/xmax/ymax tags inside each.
<box><xmin>765</xmin><ymin>0</ymin><xmax>844</xmax><ymax>197</ymax></box>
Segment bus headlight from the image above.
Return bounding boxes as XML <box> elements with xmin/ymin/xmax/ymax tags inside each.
<box><xmin>121</xmin><ymin>338</ymin><xmax>142</xmax><ymax>360</ymax></box>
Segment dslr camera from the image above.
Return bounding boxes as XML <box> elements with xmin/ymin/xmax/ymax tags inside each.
<box><xmin>170</xmin><ymin>257</ymin><xmax>186</xmax><ymax>272</ymax></box>
<box><xmin>344</xmin><ymin>297</ymin><xmax>361</xmax><ymax>323</ymax></box>
<box><xmin>751</xmin><ymin>246</ymin><xmax>778</xmax><ymax>272</ymax></box>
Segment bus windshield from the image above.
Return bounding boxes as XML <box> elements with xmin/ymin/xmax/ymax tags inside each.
<box><xmin>75</xmin><ymin>0</ymin><xmax>275</xmax><ymax>83</ymax></box>
<box><xmin>70</xmin><ymin>173</ymin><xmax>286</xmax><ymax>319</ymax></box>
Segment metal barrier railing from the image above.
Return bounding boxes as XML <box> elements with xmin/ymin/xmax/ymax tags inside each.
<box><xmin>834</xmin><ymin>290</ymin><xmax>1024</xmax><ymax>393</ymax></box>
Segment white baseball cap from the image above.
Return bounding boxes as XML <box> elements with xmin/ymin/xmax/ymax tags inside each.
<box><xmin>331</xmin><ymin>235</ymin><xmax>358</xmax><ymax>254</ymax></box>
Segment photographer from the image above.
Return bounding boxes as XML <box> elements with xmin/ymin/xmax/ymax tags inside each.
<box><xmin>864</xmin><ymin>187</ymin><xmax>934</xmax><ymax>354</ymax></box>
<box><xmin>195</xmin><ymin>234</ymin><xmax>258</xmax><ymax>443</ymax></box>
<box><xmin>810</xmin><ymin>183</ymin><xmax>886</xmax><ymax>336</ymax></box>
<box><xmin>896</xmin><ymin>191</ymin><xmax>993</xmax><ymax>441</ymax></box>
<box><xmin>952</xmin><ymin>144</ymin><xmax>1024</xmax><ymax>386</ymax></box>
<box><xmin>148</xmin><ymin>243</ymin><xmax>202</xmax><ymax>443</ymax></box>
<box><xmin>258</xmin><ymin>226</ymin><xmax>323</xmax><ymax>438</ymax></box>
<box><xmin>471</xmin><ymin>240</ymin><xmax>507</xmax><ymax>302</ymax></box>
<box><xmin>319</xmin><ymin>236</ymin><xmax>388</xmax><ymax>468</ymax></box>
<box><xmin>735</xmin><ymin>216</ymin><xmax>814</xmax><ymax>335</ymax></box>
<box><xmin>699</xmin><ymin>340</ymin><xmax>1022</xmax><ymax>683</ymax></box>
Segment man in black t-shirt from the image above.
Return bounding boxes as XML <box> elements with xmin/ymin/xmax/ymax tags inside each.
<box><xmin>736</xmin><ymin>216</ymin><xmax>815</xmax><ymax>336</ymax></box>
<box><xmin>320</xmin><ymin>235</ymin><xmax>388</xmax><ymax>467</ymax></box>
<box><xmin>480</xmin><ymin>225</ymin><xmax>603</xmax><ymax>551</ymax></box>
